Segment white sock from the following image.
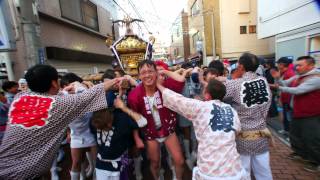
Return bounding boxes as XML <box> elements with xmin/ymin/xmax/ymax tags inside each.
<box><xmin>159</xmin><ymin>168</ymin><xmax>165</xmax><ymax>180</ymax></box>
<box><xmin>51</xmin><ymin>157</ymin><xmax>59</xmax><ymax>180</ymax></box>
<box><xmin>191</xmin><ymin>137</ymin><xmax>197</xmax><ymax>153</ymax></box>
<box><xmin>70</xmin><ymin>171</ymin><xmax>80</xmax><ymax>180</ymax></box>
<box><xmin>57</xmin><ymin>148</ymin><xmax>65</xmax><ymax>163</ymax></box>
<box><xmin>51</xmin><ymin>168</ymin><xmax>59</xmax><ymax>180</ymax></box>
<box><xmin>183</xmin><ymin>139</ymin><xmax>191</xmax><ymax>159</ymax></box>
<box><xmin>133</xmin><ymin>156</ymin><xmax>142</xmax><ymax>179</ymax></box>
<box><xmin>85</xmin><ymin>152</ymin><xmax>94</xmax><ymax>177</ymax></box>
<box><xmin>191</xmin><ymin>151</ymin><xmax>197</xmax><ymax>162</ymax></box>
<box><xmin>80</xmin><ymin>163</ymin><xmax>86</xmax><ymax>180</ymax></box>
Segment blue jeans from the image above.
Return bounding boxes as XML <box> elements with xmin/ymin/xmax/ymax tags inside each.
<box><xmin>282</xmin><ymin>104</ymin><xmax>292</xmax><ymax>132</ymax></box>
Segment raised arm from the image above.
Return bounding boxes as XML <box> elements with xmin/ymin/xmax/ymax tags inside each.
<box><xmin>157</xmin><ymin>83</ymin><xmax>202</xmax><ymax>121</ymax></box>
<box><xmin>279</xmin><ymin>77</ymin><xmax>320</xmax><ymax>95</ymax></box>
<box><xmin>61</xmin><ymin>78</ymin><xmax>123</xmax><ymax>114</ymax></box>
<box><xmin>160</xmin><ymin>69</ymin><xmax>189</xmax><ymax>82</ymax></box>
<box><xmin>124</xmin><ymin>75</ymin><xmax>138</xmax><ymax>87</ymax></box>
<box><xmin>114</xmin><ymin>97</ymin><xmax>147</xmax><ymax>127</ymax></box>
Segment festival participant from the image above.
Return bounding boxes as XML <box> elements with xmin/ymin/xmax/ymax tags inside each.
<box><xmin>102</xmin><ymin>69</ymin><xmax>143</xmax><ymax>180</ymax></box>
<box><xmin>128</xmin><ymin>60</ymin><xmax>185</xmax><ymax>180</ymax></box>
<box><xmin>157</xmin><ymin>78</ymin><xmax>248</xmax><ymax>180</ymax></box>
<box><xmin>223</xmin><ymin>53</ymin><xmax>273</xmax><ymax>179</ymax></box>
<box><xmin>271</xmin><ymin>57</ymin><xmax>295</xmax><ymax>136</ymax></box>
<box><xmin>272</xmin><ymin>56</ymin><xmax>320</xmax><ymax>173</ymax></box>
<box><xmin>18</xmin><ymin>78</ymin><xmax>29</xmax><ymax>92</ymax></box>
<box><xmin>0</xmin><ymin>91</ymin><xmax>9</xmax><ymax>143</ymax></box>
<box><xmin>0</xmin><ymin>64</ymin><xmax>123</xmax><ymax>179</ymax></box>
<box><xmin>60</xmin><ymin>73</ymin><xmax>97</xmax><ymax>180</ymax></box>
<box><xmin>2</xmin><ymin>81</ymin><xmax>19</xmax><ymax>103</ymax></box>
<box><xmin>177</xmin><ymin>62</ymin><xmax>200</xmax><ymax>170</ymax></box>
<box><xmin>91</xmin><ymin>88</ymin><xmax>147</xmax><ymax>180</ymax></box>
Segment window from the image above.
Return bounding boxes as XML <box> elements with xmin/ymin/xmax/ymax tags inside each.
<box><xmin>177</xmin><ymin>27</ymin><xmax>180</xmax><ymax>37</ymax></box>
<box><xmin>249</xmin><ymin>25</ymin><xmax>256</xmax><ymax>34</ymax></box>
<box><xmin>192</xmin><ymin>32</ymin><xmax>198</xmax><ymax>48</ymax></box>
<box><xmin>192</xmin><ymin>31</ymin><xmax>201</xmax><ymax>48</ymax></box>
<box><xmin>174</xmin><ymin>48</ymin><xmax>179</xmax><ymax>56</ymax></box>
<box><xmin>240</xmin><ymin>26</ymin><xmax>247</xmax><ymax>34</ymax></box>
<box><xmin>60</xmin><ymin>0</ymin><xmax>99</xmax><ymax>31</ymax></box>
<box><xmin>191</xmin><ymin>0</ymin><xmax>200</xmax><ymax>16</ymax></box>
<box><xmin>81</xmin><ymin>1</ymin><xmax>98</xmax><ymax>30</ymax></box>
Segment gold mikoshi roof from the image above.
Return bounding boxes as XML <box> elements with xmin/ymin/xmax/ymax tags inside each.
<box><xmin>115</xmin><ymin>35</ymin><xmax>147</xmax><ymax>54</ymax></box>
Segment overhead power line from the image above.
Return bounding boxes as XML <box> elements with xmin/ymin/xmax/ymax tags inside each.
<box><xmin>127</xmin><ymin>0</ymin><xmax>151</xmax><ymax>33</ymax></box>
<box><xmin>111</xmin><ymin>0</ymin><xmax>130</xmax><ymax>16</ymax></box>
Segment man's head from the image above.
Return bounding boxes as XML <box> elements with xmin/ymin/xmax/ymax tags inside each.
<box><xmin>0</xmin><ymin>91</ymin><xmax>7</xmax><ymax>103</ymax></box>
<box><xmin>277</xmin><ymin>57</ymin><xmax>292</xmax><ymax>74</ymax></box>
<box><xmin>208</xmin><ymin>60</ymin><xmax>224</xmax><ymax>76</ymax></box>
<box><xmin>265</xmin><ymin>59</ymin><xmax>275</xmax><ymax>69</ymax></box>
<box><xmin>18</xmin><ymin>78</ymin><xmax>28</xmax><ymax>92</ymax></box>
<box><xmin>24</xmin><ymin>65</ymin><xmax>59</xmax><ymax>94</ymax></box>
<box><xmin>114</xmin><ymin>69</ymin><xmax>125</xmax><ymax>78</ymax></box>
<box><xmin>102</xmin><ymin>69</ymin><xmax>119</xmax><ymax>90</ymax></box>
<box><xmin>295</xmin><ymin>56</ymin><xmax>315</xmax><ymax>75</ymax></box>
<box><xmin>60</xmin><ymin>73</ymin><xmax>83</xmax><ymax>88</ymax></box>
<box><xmin>155</xmin><ymin>61</ymin><xmax>168</xmax><ymax>83</ymax></box>
<box><xmin>138</xmin><ymin>60</ymin><xmax>157</xmax><ymax>87</ymax></box>
<box><xmin>237</xmin><ymin>53</ymin><xmax>259</xmax><ymax>74</ymax></box>
<box><xmin>204</xmin><ymin>68</ymin><xmax>220</xmax><ymax>82</ymax></box>
<box><xmin>204</xmin><ymin>79</ymin><xmax>226</xmax><ymax>101</ymax></box>
<box><xmin>2</xmin><ymin>81</ymin><xmax>19</xmax><ymax>94</ymax></box>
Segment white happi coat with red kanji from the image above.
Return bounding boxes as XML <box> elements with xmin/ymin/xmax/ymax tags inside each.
<box><xmin>0</xmin><ymin>84</ymin><xmax>107</xmax><ymax>179</ymax></box>
<box><xmin>162</xmin><ymin>88</ymin><xmax>249</xmax><ymax>179</ymax></box>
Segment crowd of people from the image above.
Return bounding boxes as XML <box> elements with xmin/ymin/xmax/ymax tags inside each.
<box><xmin>0</xmin><ymin>53</ymin><xmax>319</xmax><ymax>180</ymax></box>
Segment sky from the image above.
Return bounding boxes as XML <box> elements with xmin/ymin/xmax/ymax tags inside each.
<box><xmin>93</xmin><ymin>0</ymin><xmax>188</xmax><ymax>46</ymax></box>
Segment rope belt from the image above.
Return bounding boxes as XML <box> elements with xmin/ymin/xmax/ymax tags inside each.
<box><xmin>97</xmin><ymin>153</ymin><xmax>121</xmax><ymax>169</ymax></box>
<box><xmin>237</xmin><ymin>128</ymin><xmax>272</xmax><ymax>140</ymax></box>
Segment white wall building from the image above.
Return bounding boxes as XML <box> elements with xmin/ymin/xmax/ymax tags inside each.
<box><xmin>257</xmin><ymin>0</ymin><xmax>320</xmax><ymax>65</ymax></box>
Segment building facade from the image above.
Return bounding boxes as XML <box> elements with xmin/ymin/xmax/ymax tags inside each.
<box><xmin>258</xmin><ymin>0</ymin><xmax>320</xmax><ymax>65</ymax></box>
<box><xmin>169</xmin><ymin>10</ymin><xmax>190</xmax><ymax>62</ymax></box>
<box><xmin>187</xmin><ymin>0</ymin><xmax>274</xmax><ymax>65</ymax></box>
<box><xmin>2</xmin><ymin>0</ymin><xmax>119</xmax><ymax>80</ymax></box>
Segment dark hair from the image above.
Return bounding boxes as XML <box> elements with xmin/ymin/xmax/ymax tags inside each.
<box><xmin>238</xmin><ymin>53</ymin><xmax>259</xmax><ymax>72</ymax></box>
<box><xmin>265</xmin><ymin>59</ymin><xmax>276</xmax><ymax>68</ymax></box>
<box><xmin>2</xmin><ymin>81</ymin><xmax>18</xmax><ymax>92</ymax></box>
<box><xmin>24</xmin><ymin>65</ymin><xmax>58</xmax><ymax>93</ymax></box>
<box><xmin>204</xmin><ymin>68</ymin><xmax>220</xmax><ymax>77</ymax></box>
<box><xmin>277</xmin><ymin>57</ymin><xmax>291</xmax><ymax>67</ymax></box>
<box><xmin>181</xmin><ymin>62</ymin><xmax>192</xmax><ymax>69</ymax></box>
<box><xmin>91</xmin><ymin>109</ymin><xmax>114</xmax><ymax>130</ymax></box>
<box><xmin>208</xmin><ymin>60</ymin><xmax>224</xmax><ymax>76</ymax></box>
<box><xmin>102</xmin><ymin>69</ymin><xmax>116</xmax><ymax>79</ymax></box>
<box><xmin>115</xmin><ymin>69</ymin><xmax>126</xmax><ymax>77</ymax></box>
<box><xmin>297</xmin><ymin>56</ymin><xmax>315</xmax><ymax>64</ymax></box>
<box><xmin>138</xmin><ymin>60</ymin><xmax>156</xmax><ymax>73</ymax></box>
<box><xmin>60</xmin><ymin>73</ymin><xmax>83</xmax><ymax>88</ymax></box>
<box><xmin>206</xmin><ymin>79</ymin><xmax>226</xmax><ymax>100</ymax></box>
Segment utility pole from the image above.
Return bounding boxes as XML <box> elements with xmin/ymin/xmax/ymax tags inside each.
<box><xmin>19</xmin><ymin>0</ymin><xmax>42</xmax><ymax>67</ymax></box>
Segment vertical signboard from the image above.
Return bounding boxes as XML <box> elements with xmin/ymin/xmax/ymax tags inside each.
<box><xmin>38</xmin><ymin>48</ymin><xmax>45</xmax><ymax>64</ymax></box>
